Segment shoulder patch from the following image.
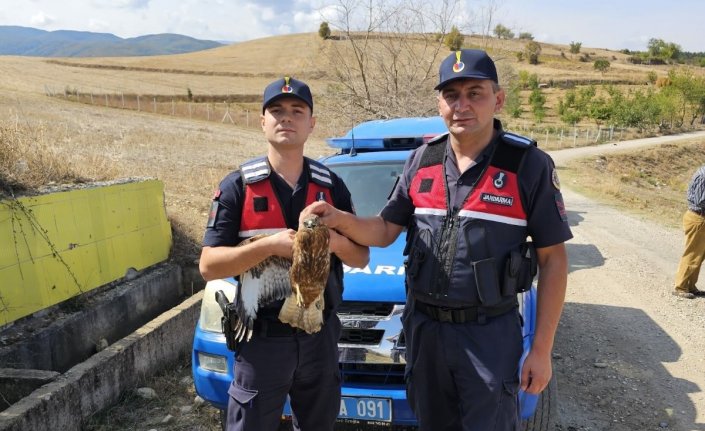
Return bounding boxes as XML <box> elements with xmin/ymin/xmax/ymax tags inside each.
<box><xmin>307</xmin><ymin>158</ymin><xmax>333</xmax><ymax>188</ymax></box>
<box><xmin>240</xmin><ymin>157</ymin><xmax>270</xmax><ymax>184</ymax></box>
<box><xmin>501</xmin><ymin>132</ymin><xmax>537</xmax><ymax>148</ymax></box>
<box><xmin>552</xmin><ymin>168</ymin><xmax>561</xmax><ymax>190</ymax></box>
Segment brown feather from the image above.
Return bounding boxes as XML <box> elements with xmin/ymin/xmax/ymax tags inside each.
<box><xmin>290</xmin><ymin>214</ymin><xmax>330</xmax><ymax>308</ymax></box>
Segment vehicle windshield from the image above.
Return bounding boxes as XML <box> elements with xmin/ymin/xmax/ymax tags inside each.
<box><xmin>329</xmin><ymin>162</ymin><xmax>405</xmax><ymax>218</ymax></box>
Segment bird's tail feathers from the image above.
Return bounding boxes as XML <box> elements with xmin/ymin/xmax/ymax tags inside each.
<box><xmin>278</xmin><ymin>293</ymin><xmax>324</xmax><ymax>334</ymax></box>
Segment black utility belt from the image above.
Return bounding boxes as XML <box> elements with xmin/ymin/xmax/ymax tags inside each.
<box><xmin>414</xmin><ymin>301</ymin><xmax>516</xmax><ymax>324</ymax></box>
<box><xmin>253</xmin><ymin>319</ymin><xmax>306</xmax><ymax>337</ymax></box>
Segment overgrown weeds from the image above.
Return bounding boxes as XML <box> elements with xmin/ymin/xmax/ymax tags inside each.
<box><xmin>0</xmin><ymin>122</ymin><xmax>115</xmax><ymax>198</ymax></box>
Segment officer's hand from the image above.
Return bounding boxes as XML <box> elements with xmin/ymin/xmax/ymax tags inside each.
<box><xmin>267</xmin><ymin>229</ymin><xmax>296</xmax><ymax>259</ymax></box>
<box><xmin>300</xmin><ymin>201</ymin><xmax>341</xmax><ymax>228</ymax></box>
<box><xmin>520</xmin><ymin>349</ymin><xmax>552</xmax><ymax>395</ymax></box>
<box><xmin>327</xmin><ymin>228</ymin><xmax>346</xmax><ymax>255</ymax></box>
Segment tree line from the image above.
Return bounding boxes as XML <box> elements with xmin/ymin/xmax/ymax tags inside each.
<box><xmin>505</xmin><ymin>69</ymin><xmax>705</xmax><ymax>131</ymax></box>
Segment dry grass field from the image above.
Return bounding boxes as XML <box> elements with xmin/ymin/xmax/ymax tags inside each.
<box><xmin>2</xmin><ymin>31</ymin><xmax>703</xmax><ymax>266</ymax></box>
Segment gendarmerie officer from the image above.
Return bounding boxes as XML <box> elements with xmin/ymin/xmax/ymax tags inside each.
<box><xmin>199</xmin><ymin>77</ymin><xmax>369</xmax><ymax>431</ymax></box>
<box><xmin>301</xmin><ymin>49</ymin><xmax>572</xmax><ymax>430</ymax></box>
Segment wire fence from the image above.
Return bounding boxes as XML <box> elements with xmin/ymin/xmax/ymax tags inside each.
<box><xmin>45</xmin><ymin>84</ymin><xmax>703</xmax><ymax>148</ymax></box>
<box><xmin>45</xmin><ymin>85</ymin><xmax>261</xmax><ymax>129</ymax></box>
<box><xmin>508</xmin><ymin>122</ymin><xmax>633</xmax><ymax>150</ymax></box>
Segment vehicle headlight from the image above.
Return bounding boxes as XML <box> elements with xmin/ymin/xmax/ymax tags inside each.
<box><xmin>198</xmin><ymin>352</ymin><xmax>229</xmax><ymax>373</ymax></box>
<box><xmin>198</xmin><ymin>279</ymin><xmax>238</xmax><ymax>333</ymax></box>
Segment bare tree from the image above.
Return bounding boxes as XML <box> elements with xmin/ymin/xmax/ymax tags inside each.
<box><xmin>317</xmin><ymin>0</ymin><xmax>462</xmax><ymax>122</ymax></box>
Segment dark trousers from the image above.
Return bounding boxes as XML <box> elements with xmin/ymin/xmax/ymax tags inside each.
<box><xmin>225</xmin><ymin>315</ymin><xmax>342</xmax><ymax>431</ymax></box>
<box><xmin>404</xmin><ymin>306</ymin><xmax>523</xmax><ymax>431</ymax></box>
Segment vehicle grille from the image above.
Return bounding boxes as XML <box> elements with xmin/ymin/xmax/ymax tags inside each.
<box><xmin>337</xmin><ymin>302</ymin><xmax>395</xmax><ymax>318</ymax></box>
<box><xmin>339</xmin><ymin>362</ymin><xmax>406</xmax><ymax>385</ymax></box>
<box><xmin>340</xmin><ymin>328</ymin><xmax>385</xmax><ymax>345</ymax></box>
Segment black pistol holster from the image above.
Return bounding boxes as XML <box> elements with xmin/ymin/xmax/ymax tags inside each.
<box><xmin>502</xmin><ymin>242</ymin><xmax>538</xmax><ymax>296</ymax></box>
<box><xmin>215</xmin><ymin>290</ymin><xmax>240</xmax><ymax>352</ymax></box>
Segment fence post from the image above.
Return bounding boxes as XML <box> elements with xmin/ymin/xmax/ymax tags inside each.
<box><xmin>121</xmin><ymin>92</ymin><xmax>125</xmax><ymax>108</ymax></box>
<box><xmin>90</xmin><ymin>92</ymin><xmax>94</xmax><ymax>104</ymax></box>
<box><xmin>559</xmin><ymin>129</ymin><xmax>564</xmax><ymax>148</ymax></box>
<box><xmin>544</xmin><ymin>130</ymin><xmax>549</xmax><ymax>147</ymax></box>
<box><xmin>137</xmin><ymin>95</ymin><xmax>141</xmax><ymax>111</ymax></box>
<box><xmin>153</xmin><ymin>97</ymin><xmax>157</xmax><ymax>113</ymax></box>
<box><xmin>222</xmin><ymin>102</ymin><xmax>234</xmax><ymax>124</ymax></box>
<box><xmin>573</xmin><ymin>125</ymin><xmax>577</xmax><ymax>147</ymax></box>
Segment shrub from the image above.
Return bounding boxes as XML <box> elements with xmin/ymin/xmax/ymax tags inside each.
<box><xmin>524</xmin><ymin>41</ymin><xmax>541</xmax><ymax>65</ymax></box>
<box><xmin>318</xmin><ymin>22</ymin><xmax>331</xmax><ymax>40</ymax></box>
<box><xmin>569</xmin><ymin>41</ymin><xmax>582</xmax><ymax>54</ymax></box>
<box><xmin>444</xmin><ymin>26</ymin><xmax>464</xmax><ymax>51</ymax></box>
<box><xmin>594</xmin><ymin>59</ymin><xmax>610</xmax><ymax>72</ymax></box>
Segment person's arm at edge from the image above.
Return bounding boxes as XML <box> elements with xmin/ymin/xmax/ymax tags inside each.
<box><xmin>199</xmin><ymin>229</ymin><xmax>296</xmax><ymax>281</ymax></box>
<box><xmin>520</xmin><ymin>242</ymin><xmax>568</xmax><ymax>394</ymax></box>
<box><xmin>302</xmin><ymin>201</ymin><xmax>404</xmax><ymax>247</ymax></box>
<box><xmin>329</xmin><ymin>229</ymin><xmax>370</xmax><ymax>268</ymax></box>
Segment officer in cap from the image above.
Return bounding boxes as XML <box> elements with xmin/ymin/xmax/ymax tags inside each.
<box><xmin>200</xmin><ymin>76</ymin><xmax>369</xmax><ymax>431</ymax></box>
<box><xmin>302</xmin><ymin>49</ymin><xmax>572</xmax><ymax>430</ymax></box>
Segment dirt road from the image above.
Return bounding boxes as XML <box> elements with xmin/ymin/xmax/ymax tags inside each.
<box><xmin>548</xmin><ymin>132</ymin><xmax>705</xmax><ymax>431</ymax></box>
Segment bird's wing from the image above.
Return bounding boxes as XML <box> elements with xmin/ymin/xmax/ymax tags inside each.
<box><xmin>232</xmin><ymin>256</ymin><xmax>292</xmax><ymax>342</ymax></box>
<box><xmin>254</xmin><ymin>256</ymin><xmax>292</xmax><ymax>305</ymax></box>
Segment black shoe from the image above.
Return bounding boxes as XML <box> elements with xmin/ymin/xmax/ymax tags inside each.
<box><xmin>690</xmin><ymin>289</ymin><xmax>705</xmax><ymax>297</ymax></box>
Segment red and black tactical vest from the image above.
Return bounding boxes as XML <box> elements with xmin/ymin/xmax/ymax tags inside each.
<box><xmin>238</xmin><ymin>156</ymin><xmax>333</xmax><ymax>239</ymax></box>
<box><xmin>405</xmin><ymin>132</ymin><xmax>535</xmax><ymax>309</ymax></box>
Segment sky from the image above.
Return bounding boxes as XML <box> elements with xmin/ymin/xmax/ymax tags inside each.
<box><xmin>1</xmin><ymin>0</ymin><xmax>703</xmax><ymax>53</ymax></box>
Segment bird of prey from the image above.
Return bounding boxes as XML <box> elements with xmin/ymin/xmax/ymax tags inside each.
<box><xmin>278</xmin><ymin>214</ymin><xmax>331</xmax><ymax>334</ymax></box>
<box><xmin>229</xmin><ymin>234</ymin><xmax>292</xmax><ymax>343</ymax></box>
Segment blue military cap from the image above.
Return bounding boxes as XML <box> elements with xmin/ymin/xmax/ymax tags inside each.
<box><xmin>435</xmin><ymin>49</ymin><xmax>498</xmax><ymax>90</ymax></box>
<box><xmin>262</xmin><ymin>76</ymin><xmax>313</xmax><ymax>113</ymax></box>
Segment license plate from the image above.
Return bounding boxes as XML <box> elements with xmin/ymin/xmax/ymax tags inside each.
<box><xmin>338</xmin><ymin>397</ymin><xmax>392</xmax><ymax>422</ymax></box>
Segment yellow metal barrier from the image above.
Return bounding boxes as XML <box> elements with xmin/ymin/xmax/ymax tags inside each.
<box><xmin>0</xmin><ymin>179</ymin><xmax>172</xmax><ymax>326</ymax></box>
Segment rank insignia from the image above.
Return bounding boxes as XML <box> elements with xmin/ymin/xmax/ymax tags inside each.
<box><xmin>493</xmin><ymin>171</ymin><xmax>506</xmax><ymax>189</ymax></box>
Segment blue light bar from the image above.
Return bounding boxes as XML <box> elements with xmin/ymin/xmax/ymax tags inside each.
<box><xmin>327</xmin><ymin>116</ymin><xmax>447</xmax><ymax>150</ymax></box>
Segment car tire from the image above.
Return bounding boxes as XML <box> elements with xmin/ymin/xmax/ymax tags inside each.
<box><xmin>520</xmin><ymin>375</ymin><xmax>559</xmax><ymax>431</ymax></box>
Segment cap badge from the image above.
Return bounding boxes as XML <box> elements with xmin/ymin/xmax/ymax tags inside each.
<box><xmin>452</xmin><ymin>51</ymin><xmax>465</xmax><ymax>73</ymax></box>
<box><xmin>281</xmin><ymin>76</ymin><xmax>293</xmax><ymax>94</ymax></box>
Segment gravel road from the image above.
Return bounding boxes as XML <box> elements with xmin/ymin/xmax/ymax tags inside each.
<box><xmin>548</xmin><ymin>131</ymin><xmax>705</xmax><ymax>431</ymax></box>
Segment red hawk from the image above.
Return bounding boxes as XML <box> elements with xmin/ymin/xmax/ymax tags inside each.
<box><xmin>278</xmin><ymin>214</ymin><xmax>330</xmax><ymax>334</ymax></box>
<box><xmin>228</xmin><ymin>214</ymin><xmax>330</xmax><ymax>341</ymax></box>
